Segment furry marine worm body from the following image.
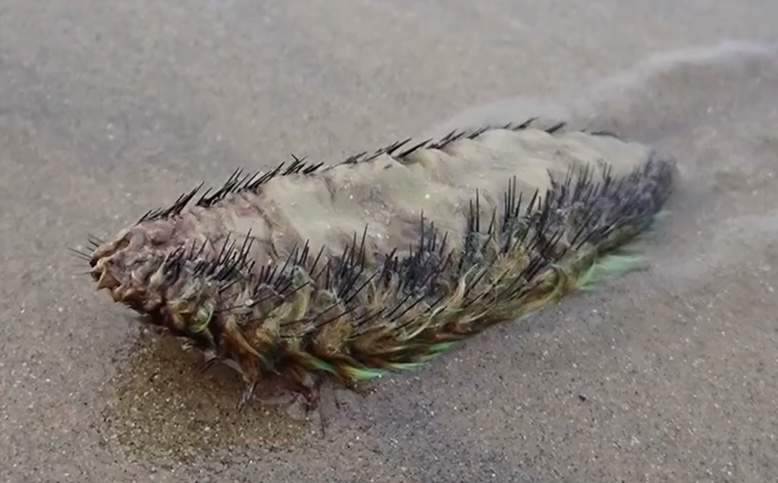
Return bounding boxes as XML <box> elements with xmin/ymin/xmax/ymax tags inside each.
<box><xmin>81</xmin><ymin>119</ymin><xmax>676</xmax><ymax>410</ymax></box>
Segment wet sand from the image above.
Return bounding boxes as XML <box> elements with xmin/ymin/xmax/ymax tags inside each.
<box><xmin>1</xmin><ymin>2</ymin><xmax>778</xmax><ymax>482</ymax></box>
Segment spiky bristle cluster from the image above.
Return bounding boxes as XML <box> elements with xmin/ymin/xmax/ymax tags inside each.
<box><xmin>81</xmin><ymin>120</ymin><xmax>675</xmax><ymax>410</ymax></box>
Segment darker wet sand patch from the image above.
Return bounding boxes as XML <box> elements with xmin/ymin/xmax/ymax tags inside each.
<box><xmin>98</xmin><ymin>327</ymin><xmax>311</xmax><ymax>463</ymax></box>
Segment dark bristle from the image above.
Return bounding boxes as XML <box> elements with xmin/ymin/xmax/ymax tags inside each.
<box><xmin>362</xmin><ymin>137</ymin><xmax>414</xmax><ymax>164</ymax></box>
<box><xmin>201</xmin><ymin>168</ymin><xmax>263</xmax><ymax>207</ymax></box>
<box><xmin>515</xmin><ymin>117</ymin><xmax>537</xmax><ymax>130</ymax></box>
<box><xmin>437</xmin><ymin>129</ymin><xmax>459</xmax><ymax>144</ymax></box>
<box><xmin>545</xmin><ymin>121</ymin><xmax>566</xmax><ymax>134</ymax></box>
<box><xmin>385</xmin><ymin>138</ymin><xmax>413</xmax><ymax>156</ymax></box>
<box><xmin>486</xmin><ymin>208</ymin><xmax>497</xmax><ymax>236</ymax></box>
<box><xmin>589</xmin><ymin>129</ymin><xmax>622</xmax><ymax>139</ymax></box>
<box><xmin>67</xmin><ymin>247</ymin><xmax>92</xmax><ymax>261</ymax></box>
<box><xmin>285</xmin><ymin>154</ymin><xmax>308</xmax><ymax>174</ymax></box>
<box><xmin>303</xmin><ymin>161</ymin><xmax>325</xmax><ymax>174</ymax></box>
<box><xmin>138</xmin><ymin>182</ymin><xmax>204</xmax><ymax>223</ymax></box>
<box><xmin>87</xmin><ymin>234</ymin><xmax>103</xmax><ymax>249</ymax></box>
<box><xmin>432</xmin><ymin>129</ymin><xmax>469</xmax><ymax>150</ymax></box>
<box><xmin>341</xmin><ymin>151</ymin><xmax>367</xmax><ymax>165</ymax></box>
<box><xmin>428</xmin><ymin>130</ymin><xmax>457</xmax><ymax>150</ymax></box>
<box><xmin>467</xmin><ymin>126</ymin><xmax>491</xmax><ymax>139</ymax></box>
<box><xmin>397</xmin><ymin>138</ymin><xmax>432</xmax><ymax>158</ymax></box>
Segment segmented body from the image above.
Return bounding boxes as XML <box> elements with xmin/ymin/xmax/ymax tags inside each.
<box><xmin>83</xmin><ymin>119</ymin><xmax>676</xmax><ymax>409</ymax></box>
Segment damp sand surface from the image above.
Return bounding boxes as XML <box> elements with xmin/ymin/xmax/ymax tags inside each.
<box><xmin>1</xmin><ymin>2</ymin><xmax>778</xmax><ymax>482</ymax></box>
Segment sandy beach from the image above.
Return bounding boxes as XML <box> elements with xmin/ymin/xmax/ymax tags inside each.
<box><xmin>1</xmin><ymin>1</ymin><xmax>777</xmax><ymax>482</ymax></box>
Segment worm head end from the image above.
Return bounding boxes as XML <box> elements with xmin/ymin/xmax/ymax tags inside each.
<box><xmin>87</xmin><ymin>226</ymin><xmax>167</xmax><ymax>312</ymax></box>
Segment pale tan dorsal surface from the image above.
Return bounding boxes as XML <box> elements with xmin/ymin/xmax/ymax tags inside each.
<box><xmin>222</xmin><ymin>125</ymin><xmax>660</xmax><ymax>269</ymax></box>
